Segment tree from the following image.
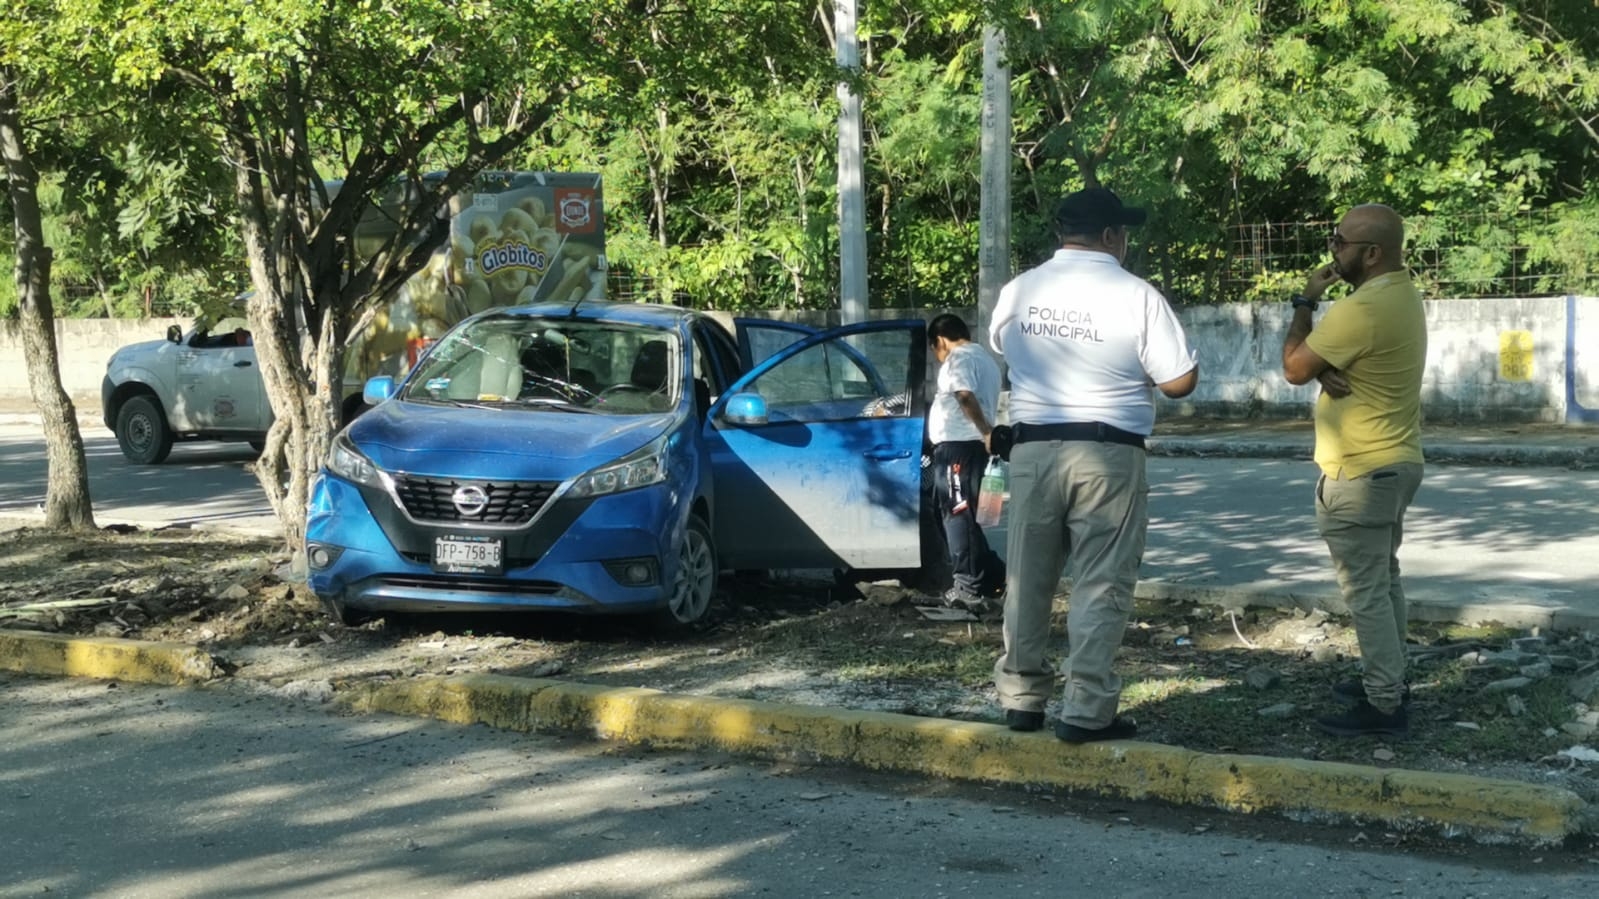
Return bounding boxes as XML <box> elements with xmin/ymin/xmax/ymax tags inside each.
<box><xmin>105</xmin><ymin>0</ymin><xmax>828</xmax><ymax>548</ymax></box>
<box><xmin>0</xmin><ymin>19</ymin><xmax>100</xmax><ymax>530</ymax></box>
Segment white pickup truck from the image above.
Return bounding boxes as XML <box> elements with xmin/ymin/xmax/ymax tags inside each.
<box><xmin>100</xmin><ymin>311</ymin><xmax>274</xmax><ymax>464</ymax></box>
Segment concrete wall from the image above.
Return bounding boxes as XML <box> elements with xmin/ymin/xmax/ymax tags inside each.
<box><xmin>0</xmin><ymin>317</ymin><xmax>185</xmax><ymax>410</ymax></box>
<box><xmin>1160</xmin><ymin>295</ymin><xmax>1598</xmax><ymax>423</ymax></box>
<box><xmin>3</xmin><ymin>297</ymin><xmax>1595</xmax><ymax>423</ymax></box>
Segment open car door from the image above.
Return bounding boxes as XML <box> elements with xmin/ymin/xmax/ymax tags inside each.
<box><xmin>706</xmin><ymin>320</ymin><xmax>927</xmax><ymax>571</ymax></box>
<box><xmin>732</xmin><ymin>319</ymin><xmax>819</xmax><ymax>371</ymax></box>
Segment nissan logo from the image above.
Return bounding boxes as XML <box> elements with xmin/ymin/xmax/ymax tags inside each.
<box><xmin>451</xmin><ymin>485</ymin><xmax>490</xmax><ymax>517</ymax></box>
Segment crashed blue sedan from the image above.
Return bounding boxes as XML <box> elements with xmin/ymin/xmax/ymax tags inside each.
<box><xmin>306</xmin><ymin>301</ymin><xmax>927</xmax><ymax>628</ymax></box>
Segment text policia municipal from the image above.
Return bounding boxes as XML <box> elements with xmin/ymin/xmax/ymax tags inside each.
<box><xmin>1019</xmin><ymin>307</ymin><xmax>1104</xmax><ymax>343</ymax></box>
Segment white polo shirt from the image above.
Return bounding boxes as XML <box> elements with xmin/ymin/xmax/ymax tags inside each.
<box><xmin>989</xmin><ymin>248</ymin><xmax>1196</xmax><ymax>436</ymax></box>
<box><xmin>928</xmin><ymin>341</ymin><xmax>1002</xmax><ymax>444</ymax></box>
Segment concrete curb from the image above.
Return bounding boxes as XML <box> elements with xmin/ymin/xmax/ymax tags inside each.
<box><xmin>0</xmin><ymin>630</ymin><xmax>225</xmax><ymax>685</ymax></box>
<box><xmin>1</xmin><ymin>628</ymin><xmax>1587</xmax><ymax>846</ymax></box>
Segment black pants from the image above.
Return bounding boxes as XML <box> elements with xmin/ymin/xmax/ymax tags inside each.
<box><xmin>931</xmin><ymin>440</ymin><xmax>1005</xmax><ymax>595</ymax></box>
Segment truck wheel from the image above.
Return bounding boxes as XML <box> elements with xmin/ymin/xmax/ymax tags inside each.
<box><xmin>655</xmin><ymin>515</ymin><xmax>718</xmax><ymax>629</ymax></box>
<box><xmin>114</xmin><ymin>395</ymin><xmax>174</xmax><ymax>464</ymax></box>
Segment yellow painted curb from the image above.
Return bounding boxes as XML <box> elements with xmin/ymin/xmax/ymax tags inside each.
<box><xmin>0</xmin><ymin>629</ymin><xmax>222</xmax><ymax>685</ymax></box>
<box><xmin>1</xmin><ymin>628</ymin><xmax>1586</xmax><ymax>845</ymax></box>
<box><xmin>342</xmin><ymin>672</ymin><xmax>1587</xmax><ymax>846</ymax></box>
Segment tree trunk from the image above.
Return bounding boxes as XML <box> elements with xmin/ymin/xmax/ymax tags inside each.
<box><xmin>234</xmin><ymin>180</ymin><xmax>317</xmax><ymax>552</ymax></box>
<box><xmin>0</xmin><ymin>74</ymin><xmax>96</xmax><ymax>531</ymax></box>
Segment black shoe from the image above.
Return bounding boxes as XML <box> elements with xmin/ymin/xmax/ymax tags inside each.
<box><xmin>1005</xmin><ymin>709</ymin><xmax>1045</xmax><ymax>732</ymax></box>
<box><xmin>1330</xmin><ymin>679</ymin><xmax>1410</xmax><ymax>708</ymax></box>
<box><xmin>1055</xmin><ymin>716</ymin><xmax>1138</xmax><ymax>744</ymax></box>
<box><xmin>1315</xmin><ymin>700</ymin><xmax>1408</xmax><ymax>738</ymax></box>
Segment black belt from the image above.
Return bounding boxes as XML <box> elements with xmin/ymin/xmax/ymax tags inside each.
<box><xmin>1012</xmin><ymin>421</ymin><xmax>1146</xmax><ymax>449</ymax></box>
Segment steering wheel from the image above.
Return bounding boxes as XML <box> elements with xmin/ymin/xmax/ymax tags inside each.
<box><xmin>593</xmin><ymin>383</ymin><xmax>665</xmax><ymax>407</ymax></box>
<box><xmin>525</xmin><ymin>373</ymin><xmax>596</xmax><ymax>401</ymax></box>
<box><xmin>597</xmin><ymin>383</ymin><xmax>653</xmax><ymax>399</ymax></box>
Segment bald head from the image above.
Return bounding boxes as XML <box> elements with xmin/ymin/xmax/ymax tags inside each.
<box><xmin>1339</xmin><ymin>204</ymin><xmax>1404</xmax><ymax>258</ymax></box>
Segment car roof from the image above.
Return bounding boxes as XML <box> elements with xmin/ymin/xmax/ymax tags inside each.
<box><xmin>494</xmin><ymin>300</ymin><xmax>702</xmax><ymax>330</ymax></box>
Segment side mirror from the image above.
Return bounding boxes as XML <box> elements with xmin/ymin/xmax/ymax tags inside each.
<box><xmin>363</xmin><ymin>376</ymin><xmax>397</xmax><ymax>406</ymax></box>
<box><xmin>720</xmin><ymin>391</ymin><xmax>768</xmax><ymax>427</ymax></box>
<box><xmin>166</xmin><ymin>325</ymin><xmax>182</xmax><ymax>344</ymax></box>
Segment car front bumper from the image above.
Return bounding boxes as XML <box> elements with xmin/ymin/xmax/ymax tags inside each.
<box><xmin>306</xmin><ymin>473</ymin><xmax>683</xmax><ymax>616</ymax></box>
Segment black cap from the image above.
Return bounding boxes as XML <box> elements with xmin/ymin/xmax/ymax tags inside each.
<box><xmin>1055</xmin><ymin>187</ymin><xmax>1147</xmax><ymax>232</ymax></box>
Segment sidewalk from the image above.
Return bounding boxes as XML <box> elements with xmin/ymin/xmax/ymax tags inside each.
<box><xmin>1151</xmin><ymin>417</ymin><xmax>1599</xmax><ymax>468</ymax></box>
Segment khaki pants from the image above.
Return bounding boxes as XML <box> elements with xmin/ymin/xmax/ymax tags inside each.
<box><xmin>1315</xmin><ymin>462</ymin><xmax>1424</xmax><ymax>714</ymax></box>
<box><xmin>993</xmin><ymin>440</ymin><xmax>1148</xmax><ymax>729</ymax></box>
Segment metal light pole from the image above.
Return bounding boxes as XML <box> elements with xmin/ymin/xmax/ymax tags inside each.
<box><xmin>977</xmin><ymin>25</ymin><xmax>1011</xmax><ymax>347</ymax></box>
<box><xmin>835</xmin><ymin>0</ymin><xmax>868</xmax><ymax>325</ymax></box>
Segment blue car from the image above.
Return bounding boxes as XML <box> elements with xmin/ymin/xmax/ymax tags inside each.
<box><xmin>306</xmin><ymin>301</ymin><xmax>928</xmax><ymax>628</ymax></box>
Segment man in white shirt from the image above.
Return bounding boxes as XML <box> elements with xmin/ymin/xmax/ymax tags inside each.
<box><xmin>988</xmin><ymin>187</ymin><xmax>1199</xmax><ymax>742</ymax></box>
<box><xmin>925</xmin><ymin>313</ymin><xmax>1006</xmax><ymax>607</ymax></box>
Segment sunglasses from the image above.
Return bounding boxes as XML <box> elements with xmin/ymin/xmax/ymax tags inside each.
<box><xmin>1327</xmin><ymin>231</ymin><xmax>1377</xmax><ymax>251</ymax></box>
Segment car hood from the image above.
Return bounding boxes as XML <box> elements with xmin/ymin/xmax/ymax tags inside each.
<box><xmin>109</xmin><ymin>338</ymin><xmax>174</xmax><ymax>367</ymax></box>
<box><xmin>347</xmin><ymin>400</ymin><xmax>678</xmax><ymax>481</ymax></box>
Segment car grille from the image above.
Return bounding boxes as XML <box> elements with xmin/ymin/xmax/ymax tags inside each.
<box><xmin>378</xmin><ymin>576</ymin><xmax>563</xmax><ymax>595</ymax></box>
<box><xmin>391</xmin><ymin>475</ymin><xmax>558</xmax><ymax>525</ymax></box>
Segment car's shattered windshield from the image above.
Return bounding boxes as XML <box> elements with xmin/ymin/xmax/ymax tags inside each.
<box><xmin>400</xmin><ymin>316</ymin><xmax>680</xmax><ymax>415</ymax></box>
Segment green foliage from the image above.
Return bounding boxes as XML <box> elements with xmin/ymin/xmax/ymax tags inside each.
<box><xmin>9</xmin><ymin>0</ymin><xmax>1599</xmax><ymax>325</ymax></box>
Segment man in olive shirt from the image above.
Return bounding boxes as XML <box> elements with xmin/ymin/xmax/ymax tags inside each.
<box><xmin>1282</xmin><ymin>204</ymin><xmax>1427</xmax><ymax>738</ymax></box>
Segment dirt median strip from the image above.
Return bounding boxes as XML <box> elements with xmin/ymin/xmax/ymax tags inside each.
<box><xmin>4</xmin><ymin>628</ymin><xmax>1579</xmax><ymax>847</ymax></box>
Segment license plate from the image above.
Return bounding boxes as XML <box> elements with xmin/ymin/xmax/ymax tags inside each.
<box><xmin>432</xmin><ymin>535</ymin><xmax>504</xmax><ymax>575</ymax></box>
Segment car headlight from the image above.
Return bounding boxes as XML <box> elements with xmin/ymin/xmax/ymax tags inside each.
<box><xmin>568</xmin><ymin>436</ymin><xmax>668</xmax><ymax>499</ymax></box>
<box><xmin>327</xmin><ymin>433</ymin><xmax>383</xmax><ymax>488</ymax></box>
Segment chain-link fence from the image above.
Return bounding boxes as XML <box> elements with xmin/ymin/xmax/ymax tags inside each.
<box><xmin>1215</xmin><ymin>212</ymin><xmax>1599</xmax><ymax>304</ymax></box>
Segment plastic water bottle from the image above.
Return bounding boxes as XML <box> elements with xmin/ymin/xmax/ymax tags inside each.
<box><xmin>975</xmin><ymin>457</ymin><xmax>1006</xmax><ymax>527</ymax></box>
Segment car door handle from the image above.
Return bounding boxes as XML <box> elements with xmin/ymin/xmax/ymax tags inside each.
<box><xmin>863</xmin><ymin>446</ymin><xmax>911</xmax><ymax>461</ymax></box>
<box><xmin>234</xmin><ymin>361</ymin><xmax>253</xmax><ymax>368</ymax></box>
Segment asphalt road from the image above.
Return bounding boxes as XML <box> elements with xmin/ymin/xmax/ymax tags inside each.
<box><xmin>3</xmin><ymin>672</ymin><xmax>1594</xmax><ymax>898</ymax></box>
<box><xmin>6</xmin><ymin>421</ymin><xmax>1599</xmax><ymax>626</ymax></box>
<box><xmin>1140</xmin><ymin>456</ymin><xmax>1599</xmax><ymax>621</ymax></box>
<box><xmin>0</xmin><ymin>422</ymin><xmax>271</xmax><ymax>529</ymax></box>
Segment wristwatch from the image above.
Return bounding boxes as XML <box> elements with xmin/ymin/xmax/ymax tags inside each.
<box><xmin>1290</xmin><ymin>293</ymin><xmax>1318</xmax><ymax>312</ymax></box>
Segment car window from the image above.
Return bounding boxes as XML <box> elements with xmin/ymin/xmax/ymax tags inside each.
<box><xmin>744</xmin><ymin>328</ymin><xmax>807</xmax><ymax>369</ymax></box>
<box><xmin>190</xmin><ymin>315</ymin><xmax>253</xmax><ymax>349</ymax></box>
<box><xmin>692</xmin><ymin>321</ymin><xmax>741</xmax><ymax>391</ymax></box>
<box><xmin>741</xmin><ymin>330</ymin><xmax>915</xmax><ymax>424</ymax></box>
<box><xmin>400</xmin><ymin>316</ymin><xmax>680</xmax><ymax>414</ymax></box>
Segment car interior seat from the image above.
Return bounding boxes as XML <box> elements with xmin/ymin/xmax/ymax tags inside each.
<box><xmin>630</xmin><ymin>339</ymin><xmax>670</xmax><ymax>393</ymax></box>
<box><xmin>519</xmin><ymin>341</ymin><xmax>569</xmax><ymax>399</ymax></box>
<box><xmin>477</xmin><ymin>333</ymin><xmax>524</xmax><ymax>400</ymax></box>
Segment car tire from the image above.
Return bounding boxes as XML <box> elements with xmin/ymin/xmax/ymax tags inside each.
<box><xmin>656</xmin><ymin>514</ymin><xmax>718</xmax><ymax>629</ymax></box>
<box><xmin>114</xmin><ymin>395</ymin><xmax>174</xmax><ymax>465</ymax></box>
<box><xmin>248</xmin><ymin>440</ymin><xmax>266</xmax><ymax>453</ymax></box>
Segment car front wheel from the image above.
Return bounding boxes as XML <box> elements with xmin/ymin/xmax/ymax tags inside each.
<box><xmin>657</xmin><ymin>514</ymin><xmax>717</xmax><ymax>629</ymax></box>
<box><xmin>114</xmin><ymin>395</ymin><xmax>174</xmax><ymax>465</ymax></box>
